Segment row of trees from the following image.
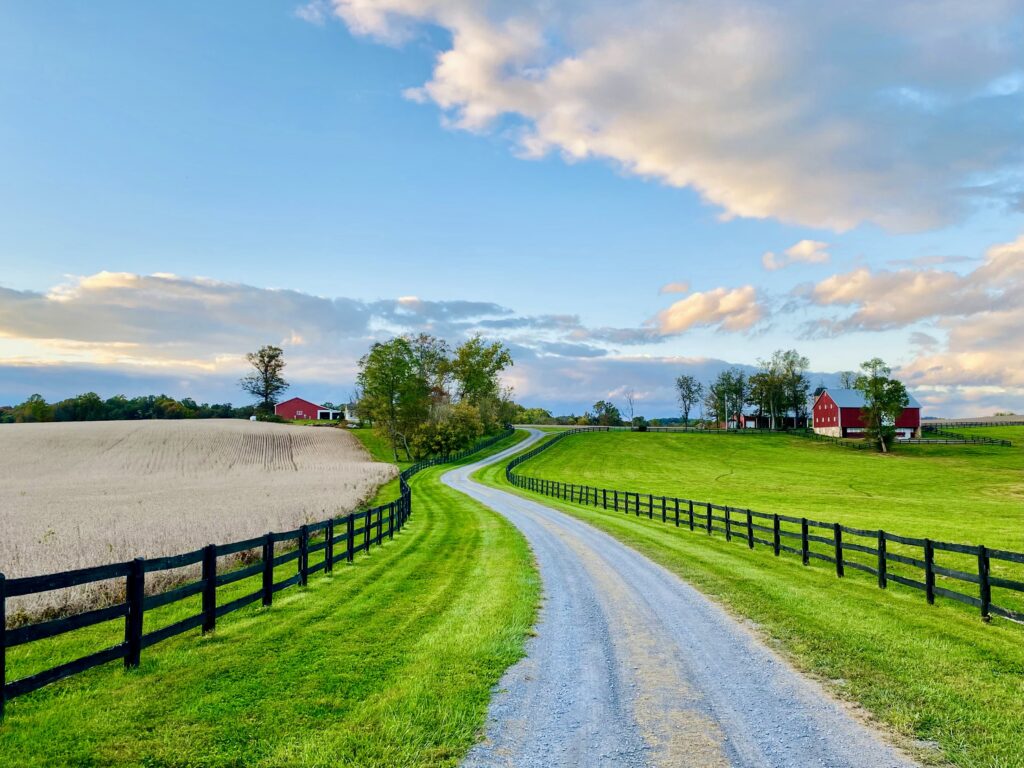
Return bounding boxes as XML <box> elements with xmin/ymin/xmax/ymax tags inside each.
<box><xmin>357</xmin><ymin>334</ymin><xmax>515</xmax><ymax>461</ymax></box>
<box><xmin>0</xmin><ymin>393</ymin><xmax>255</xmax><ymax>424</ymax></box>
<box><xmin>675</xmin><ymin>349</ymin><xmax>812</xmax><ymax>428</ymax></box>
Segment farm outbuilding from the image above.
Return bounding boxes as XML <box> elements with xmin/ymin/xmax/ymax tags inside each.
<box><xmin>274</xmin><ymin>397</ymin><xmax>342</xmax><ymax>421</ymax></box>
<box><xmin>812</xmin><ymin>388</ymin><xmax>921</xmax><ymax>439</ymax></box>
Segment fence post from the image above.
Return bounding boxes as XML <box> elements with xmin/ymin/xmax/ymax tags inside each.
<box><xmin>614</xmin><ymin>490</ymin><xmax>619</xmax><ymax>511</ymax></box>
<box><xmin>125</xmin><ymin>557</ymin><xmax>145</xmax><ymax>669</ymax></box>
<box><xmin>924</xmin><ymin>539</ymin><xmax>935</xmax><ymax>605</ymax></box>
<box><xmin>724</xmin><ymin>507</ymin><xmax>732</xmax><ymax>541</ymax></box>
<box><xmin>365</xmin><ymin>512</ymin><xmax>371</xmax><ymax>552</ymax></box>
<box><xmin>801</xmin><ymin>518</ymin><xmax>809</xmax><ymax>565</ymax></box>
<box><xmin>262</xmin><ymin>534</ymin><xmax>274</xmax><ymax>606</ymax></box>
<box><xmin>635</xmin><ymin>493</ymin><xmax>640</xmax><ymax>517</ymax></box>
<box><xmin>877</xmin><ymin>531</ymin><xmax>887</xmax><ymax>588</ymax></box>
<box><xmin>299</xmin><ymin>525</ymin><xmax>309</xmax><ymax>586</ymax></box>
<box><xmin>603</xmin><ymin>489</ymin><xmax>607</xmax><ymax>509</ymax></box>
<box><xmin>326</xmin><ymin>520</ymin><xmax>334</xmax><ymax>573</ymax></box>
<box><xmin>347</xmin><ymin>516</ymin><xmax>355</xmax><ymax>563</ymax></box>
<box><xmin>0</xmin><ymin>572</ymin><xmax>6</xmax><ymax>720</ymax></box>
<box><xmin>978</xmin><ymin>545</ymin><xmax>991</xmax><ymax>621</ymax></box>
<box><xmin>389</xmin><ymin>504</ymin><xmax>394</xmax><ymax>540</ymax></box>
<box><xmin>674</xmin><ymin>499</ymin><xmax>680</xmax><ymax>527</ymax></box>
<box><xmin>833</xmin><ymin>524</ymin><xmax>844</xmax><ymax>577</ymax></box>
<box><xmin>661</xmin><ymin>497</ymin><xmax>667</xmax><ymax>523</ymax></box>
<box><xmin>706</xmin><ymin>503</ymin><xmax>712</xmax><ymax>534</ymax></box>
<box><xmin>202</xmin><ymin>544</ymin><xmax>217</xmax><ymax>634</ymax></box>
<box><xmin>688</xmin><ymin>500</ymin><xmax>694</xmax><ymax>531</ymax></box>
<box><xmin>648</xmin><ymin>494</ymin><xmax>654</xmax><ymax>520</ymax></box>
<box><xmin>772</xmin><ymin>515</ymin><xmax>780</xmax><ymax>556</ymax></box>
<box><xmin>746</xmin><ymin>510</ymin><xmax>754</xmax><ymax>549</ymax></box>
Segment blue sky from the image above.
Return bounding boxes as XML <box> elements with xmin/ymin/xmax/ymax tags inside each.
<box><xmin>2</xmin><ymin>1</ymin><xmax>1023</xmax><ymax>416</ymax></box>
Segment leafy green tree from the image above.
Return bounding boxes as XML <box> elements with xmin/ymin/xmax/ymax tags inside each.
<box><xmin>592</xmin><ymin>400</ymin><xmax>623</xmax><ymax>426</ymax></box>
<box><xmin>240</xmin><ymin>345</ymin><xmax>289</xmax><ymax>414</ymax></box>
<box><xmin>357</xmin><ymin>337</ymin><xmax>430</xmax><ymax>461</ymax></box>
<box><xmin>412</xmin><ymin>402</ymin><xmax>484</xmax><ymax>457</ymax></box>
<box><xmin>450</xmin><ymin>335</ymin><xmax>512</xmax><ymax>431</ymax></box>
<box><xmin>13</xmin><ymin>394</ymin><xmax>54</xmax><ymax>423</ymax></box>
<box><xmin>674</xmin><ymin>374</ymin><xmax>703</xmax><ymax>426</ymax></box>
<box><xmin>855</xmin><ymin>358</ymin><xmax>909</xmax><ymax>453</ymax></box>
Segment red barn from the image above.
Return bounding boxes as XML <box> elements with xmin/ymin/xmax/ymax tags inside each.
<box><xmin>812</xmin><ymin>388</ymin><xmax>921</xmax><ymax>439</ymax></box>
<box><xmin>274</xmin><ymin>397</ymin><xmax>341</xmax><ymax>421</ymax></box>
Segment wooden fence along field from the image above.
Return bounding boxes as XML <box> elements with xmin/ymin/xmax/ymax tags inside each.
<box><xmin>506</xmin><ymin>429</ymin><xmax>1024</xmax><ymax>627</ymax></box>
<box><xmin>0</xmin><ymin>428</ymin><xmax>514</xmax><ymax>718</ymax></box>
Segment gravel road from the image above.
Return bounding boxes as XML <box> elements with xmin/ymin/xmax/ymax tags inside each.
<box><xmin>446</xmin><ymin>429</ymin><xmax>918</xmax><ymax>768</ymax></box>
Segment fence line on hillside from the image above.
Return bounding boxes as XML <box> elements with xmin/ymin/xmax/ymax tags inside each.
<box><xmin>921</xmin><ymin>426</ymin><xmax>1013</xmax><ymax>446</ymax></box>
<box><xmin>0</xmin><ymin>428</ymin><xmax>514</xmax><ymax>718</ymax></box>
<box><xmin>926</xmin><ymin>420</ymin><xmax>1024</xmax><ymax>428</ymax></box>
<box><xmin>506</xmin><ymin>429</ymin><xmax>1024</xmax><ymax>627</ymax></box>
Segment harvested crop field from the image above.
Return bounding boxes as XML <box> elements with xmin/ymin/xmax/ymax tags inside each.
<box><xmin>0</xmin><ymin>420</ymin><xmax>396</xmax><ymax>619</ymax></box>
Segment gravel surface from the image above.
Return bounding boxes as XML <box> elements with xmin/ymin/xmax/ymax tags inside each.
<box><xmin>447</xmin><ymin>430</ymin><xmax>919</xmax><ymax>768</ymax></box>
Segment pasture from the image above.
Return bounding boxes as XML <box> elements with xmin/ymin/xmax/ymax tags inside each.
<box><xmin>0</xmin><ymin>420</ymin><xmax>395</xmax><ymax>620</ymax></box>
<box><xmin>513</xmin><ymin>429</ymin><xmax>1024</xmax><ymax>549</ymax></box>
<box><xmin>478</xmin><ymin>430</ymin><xmax>1024</xmax><ymax>768</ymax></box>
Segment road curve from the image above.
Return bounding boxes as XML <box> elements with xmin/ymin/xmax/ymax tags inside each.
<box><xmin>445</xmin><ymin>429</ymin><xmax>917</xmax><ymax>768</ymax></box>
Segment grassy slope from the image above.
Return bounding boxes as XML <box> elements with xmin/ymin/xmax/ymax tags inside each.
<box><xmin>475</xmin><ymin>433</ymin><xmax>1024</xmax><ymax>768</ymax></box>
<box><xmin>1</xmin><ymin>431</ymin><xmax>538</xmax><ymax>768</ymax></box>
<box><xmin>514</xmin><ymin>430</ymin><xmax>1024</xmax><ymax>549</ymax></box>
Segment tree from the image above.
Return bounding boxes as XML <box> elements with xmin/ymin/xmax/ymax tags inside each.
<box><xmin>240</xmin><ymin>345</ymin><xmax>289</xmax><ymax>414</ymax></box>
<box><xmin>13</xmin><ymin>394</ymin><xmax>54</xmax><ymax>423</ymax></box>
<box><xmin>357</xmin><ymin>337</ymin><xmax>430</xmax><ymax>461</ymax></box>
<box><xmin>674</xmin><ymin>375</ymin><xmax>703</xmax><ymax>426</ymax></box>
<box><xmin>855</xmin><ymin>358</ymin><xmax>909</xmax><ymax>453</ymax></box>
<box><xmin>592</xmin><ymin>400</ymin><xmax>623</xmax><ymax>426</ymax></box>
<box><xmin>778</xmin><ymin>350</ymin><xmax>811</xmax><ymax>426</ymax></box>
<box><xmin>704</xmin><ymin>371</ymin><xmax>732</xmax><ymax>426</ymax></box>
<box><xmin>624</xmin><ymin>389</ymin><xmax>636</xmax><ymax>423</ymax></box>
<box><xmin>838</xmin><ymin>370</ymin><xmax>858</xmax><ymax>388</ymax></box>
<box><xmin>450</xmin><ymin>336</ymin><xmax>512</xmax><ymax>431</ymax></box>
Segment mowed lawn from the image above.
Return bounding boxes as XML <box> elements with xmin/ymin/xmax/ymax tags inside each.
<box><xmin>515</xmin><ymin>429</ymin><xmax>1024</xmax><ymax>549</ymax></box>
<box><xmin>0</xmin><ymin>432</ymin><xmax>539</xmax><ymax>768</ymax></box>
<box><xmin>478</xmin><ymin>430</ymin><xmax>1024</xmax><ymax>768</ymax></box>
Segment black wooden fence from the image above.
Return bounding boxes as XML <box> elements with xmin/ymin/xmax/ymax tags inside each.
<box><xmin>0</xmin><ymin>428</ymin><xmax>514</xmax><ymax>717</ymax></box>
<box><xmin>920</xmin><ymin>426</ymin><xmax>1013</xmax><ymax>446</ymax></box>
<box><xmin>506</xmin><ymin>429</ymin><xmax>1024</xmax><ymax>626</ymax></box>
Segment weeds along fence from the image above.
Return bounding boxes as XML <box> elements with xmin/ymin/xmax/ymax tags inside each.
<box><xmin>506</xmin><ymin>429</ymin><xmax>1024</xmax><ymax>627</ymax></box>
<box><xmin>0</xmin><ymin>428</ymin><xmax>514</xmax><ymax>718</ymax></box>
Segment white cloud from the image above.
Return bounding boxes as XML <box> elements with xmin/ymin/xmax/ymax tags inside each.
<box><xmin>806</xmin><ymin>233</ymin><xmax>1024</xmax><ymax>396</ymax></box>
<box><xmin>762</xmin><ymin>240</ymin><xmax>830</xmax><ymax>271</ymax></box>
<box><xmin>658</xmin><ymin>281</ymin><xmax>690</xmax><ymax>295</ymax></box>
<box><xmin>319</xmin><ymin>0</ymin><xmax>1024</xmax><ymax>232</ymax></box>
<box><xmin>656</xmin><ymin>286</ymin><xmax>762</xmax><ymax>335</ymax></box>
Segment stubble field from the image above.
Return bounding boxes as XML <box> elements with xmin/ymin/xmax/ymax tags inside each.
<box><xmin>0</xmin><ymin>419</ymin><xmax>395</xmax><ymax>619</ymax></box>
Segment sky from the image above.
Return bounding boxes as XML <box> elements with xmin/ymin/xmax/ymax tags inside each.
<box><xmin>1</xmin><ymin>1</ymin><xmax>1023</xmax><ymax>417</ymax></box>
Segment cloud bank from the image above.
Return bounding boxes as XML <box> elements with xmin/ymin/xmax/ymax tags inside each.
<box><xmin>311</xmin><ymin>0</ymin><xmax>1024</xmax><ymax>232</ymax></box>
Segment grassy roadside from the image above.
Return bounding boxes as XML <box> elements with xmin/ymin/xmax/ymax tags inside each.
<box><xmin>1</xmin><ymin>431</ymin><xmax>538</xmax><ymax>768</ymax></box>
<box><xmin>474</xmin><ymin>433</ymin><xmax>1024</xmax><ymax>768</ymax></box>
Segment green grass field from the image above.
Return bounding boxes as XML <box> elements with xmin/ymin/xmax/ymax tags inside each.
<box><xmin>0</xmin><ymin>431</ymin><xmax>538</xmax><ymax>768</ymax></box>
<box><xmin>514</xmin><ymin>429</ymin><xmax>1024</xmax><ymax>549</ymax></box>
<box><xmin>476</xmin><ymin>430</ymin><xmax>1024</xmax><ymax>768</ymax></box>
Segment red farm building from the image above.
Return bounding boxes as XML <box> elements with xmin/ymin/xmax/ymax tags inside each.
<box><xmin>274</xmin><ymin>397</ymin><xmax>342</xmax><ymax>421</ymax></box>
<box><xmin>812</xmin><ymin>388</ymin><xmax>921</xmax><ymax>439</ymax></box>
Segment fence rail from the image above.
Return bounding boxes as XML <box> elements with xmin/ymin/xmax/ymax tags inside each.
<box><xmin>506</xmin><ymin>429</ymin><xmax>1024</xmax><ymax>627</ymax></box>
<box><xmin>0</xmin><ymin>428</ymin><xmax>514</xmax><ymax>717</ymax></box>
<box><xmin>921</xmin><ymin>426</ymin><xmax>1013</xmax><ymax>446</ymax></box>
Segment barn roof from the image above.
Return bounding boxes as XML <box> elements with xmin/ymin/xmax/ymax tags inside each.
<box><xmin>823</xmin><ymin>388</ymin><xmax>921</xmax><ymax>409</ymax></box>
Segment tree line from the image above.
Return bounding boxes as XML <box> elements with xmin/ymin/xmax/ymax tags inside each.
<box><xmin>0</xmin><ymin>393</ymin><xmax>256</xmax><ymax>424</ymax></box>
